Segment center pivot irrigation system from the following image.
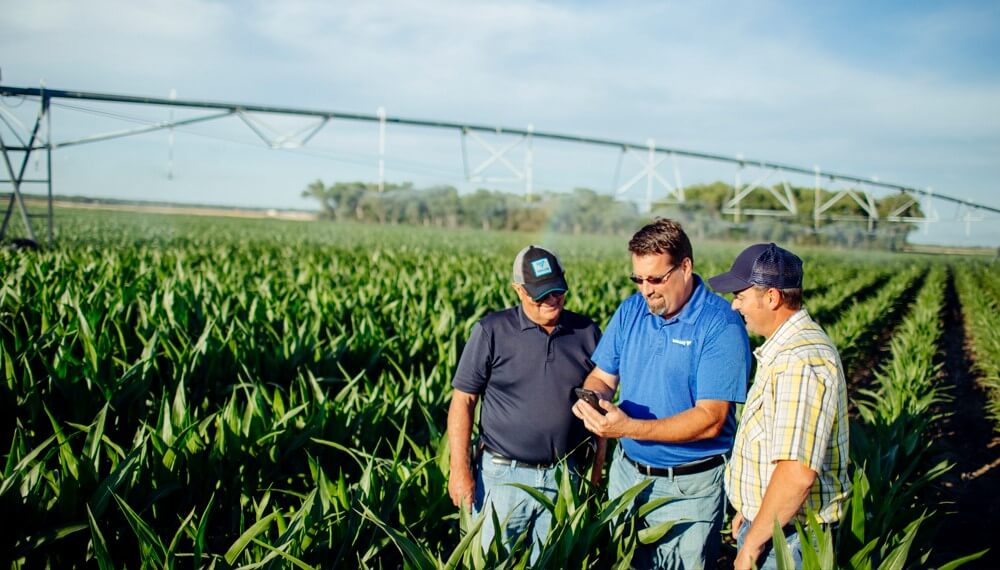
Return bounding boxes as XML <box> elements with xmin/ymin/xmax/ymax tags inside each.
<box><xmin>2</xmin><ymin>84</ymin><xmax>998</xmax><ymax>246</ymax></box>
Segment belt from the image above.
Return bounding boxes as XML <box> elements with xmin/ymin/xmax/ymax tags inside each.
<box><xmin>623</xmin><ymin>452</ymin><xmax>725</xmax><ymax>477</ymax></box>
<box><xmin>482</xmin><ymin>446</ymin><xmax>555</xmax><ymax>470</ymax></box>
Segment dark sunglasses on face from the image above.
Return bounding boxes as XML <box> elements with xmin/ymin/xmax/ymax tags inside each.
<box><xmin>629</xmin><ymin>264</ymin><xmax>680</xmax><ymax>285</ymax></box>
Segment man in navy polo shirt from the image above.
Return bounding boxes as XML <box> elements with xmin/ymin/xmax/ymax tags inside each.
<box><xmin>447</xmin><ymin>245</ymin><xmax>601</xmax><ymax>563</ymax></box>
<box><xmin>573</xmin><ymin>219</ymin><xmax>751</xmax><ymax>569</ymax></box>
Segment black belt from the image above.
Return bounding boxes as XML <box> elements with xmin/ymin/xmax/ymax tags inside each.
<box><xmin>624</xmin><ymin>452</ymin><xmax>725</xmax><ymax>477</ymax></box>
<box><xmin>482</xmin><ymin>446</ymin><xmax>555</xmax><ymax>470</ymax></box>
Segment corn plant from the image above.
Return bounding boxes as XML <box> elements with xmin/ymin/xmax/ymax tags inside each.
<box><xmin>952</xmin><ymin>262</ymin><xmax>1000</xmax><ymax>431</ymax></box>
<box><xmin>1</xmin><ymin>208</ymin><xmax>995</xmax><ymax>568</ymax></box>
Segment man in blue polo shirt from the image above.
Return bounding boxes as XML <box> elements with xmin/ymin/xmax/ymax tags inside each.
<box><xmin>448</xmin><ymin>245</ymin><xmax>601</xmax><ymax>563</ymax></box>
<box><xmin>573</xmin><ymin>219</ymin><xmax>751</xmax><ymax>569</ymax></box>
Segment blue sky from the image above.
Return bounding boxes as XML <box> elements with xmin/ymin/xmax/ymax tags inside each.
<box><xmin>2</xmin><ymin>0</ymin><xmax>998</xmax><ymax>246</ymax></box>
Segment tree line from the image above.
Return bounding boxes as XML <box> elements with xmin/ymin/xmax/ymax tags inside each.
<box><xmin>302</xmin><ymin>180</ymin><xmax>924</xmax><ymax>249</ymax></box>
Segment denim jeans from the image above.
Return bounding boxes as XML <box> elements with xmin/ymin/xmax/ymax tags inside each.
<box><xmin>473</xmin><ymin>449</ymin><xmax>577</xmax><ymax>564</ymax></box>
<box><xmin>608</xmin><ymin>445</ymin><xmax>726</xmax><ymax>569</ymax></box>
<box><xmin>735</xmin><ymin>517</ymin><xmax>804</xmax><ymax>570</ymax></box>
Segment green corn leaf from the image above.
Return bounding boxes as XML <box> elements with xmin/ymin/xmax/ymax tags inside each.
<box><xmin>0</xmin><ymin>434</ymin><xmax>55</xmax><ymax>498</ymax></box>
<box><xmin>358</xmin><ymin>503</ymin><xmax>437</xmax><ymax>568</ymax></box>
<box><xmin>44</xmin><ymin>405</ymin><xmax>79</xmax><ymax>480</ymax></box>
<box><xmin>73</xmin><ymin>300</ymin><xmax>99</xmax><ymax>374</ymax></box>
<box><xmin>87</xmin><ymin>504</ymin><xmax>115</xmax><ymax>570</ymax></box>
<box><xmin>83</xmin><ymin>404</ymin><xmax>109</xmax><ymax>471</ymax></box>
<box><xmin>772</xmin><ymin>520</ymin><xmax>795</xmax><ymax>570</ymax></box>
<box><xmin>597</xmin><ymin>479</ymin><xmax>653</xmax><ymax>524</ymax></box>
<box><xmin>506</xmin><ymin>483</ymin><xmax>556</xmax><ymax>514</ymax></box>
<box><xmin>88</xmin><ymin>446</ymin><xmax>141</xmax><ymax>518</ymax></box>
<box><xmin>637</xmin><ymin>518</ymin><xmax>677</xmax><ymax>546</ymax></box>
<box><xmin>876</xmin><ymin>516</ymin><xmax>924</xmax><ymax>570</ymax></box>
<box><xmin>934</xmin><ymin>550</ymin><xmax>989</xmax><ymax>570</ymax></box>
<box><xmin>224</xmin><ymin>511</ymin><xmax>279</xmax><ymax>566</ymax></box>
<box><xmin>16</xmin><ymin>524</ymin><xmax>89</xmax><ymax>555</ymax></box>
<box><xmin>194</xmin><ymin>493</ymin><xmax>216</xmax><ymax>567</ymax></box>
<box><xmin>635</xmin><ymin>495</ymin><xmax>675</xmax><ymax>519</ymax></box>
<box><xmin>113</xmin><ymin>493</ymin><xmax>166</xmax><ymax>566</ymax></box>
<box><xmin>165</xmin><ymin>507</ymin><xmax>197</xmax><ymax>563</ymax></box>
<box><xmin>247</xmin><ymin>538</ymin><xmax>317</xmax><ymax>570</ymax></box>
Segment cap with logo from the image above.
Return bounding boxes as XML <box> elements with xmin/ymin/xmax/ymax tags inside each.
<box><xmin>512</xmin><ymin>245</ymin><xmax>569</xmax><ymax>301</ymax></box>
<box><xmin>707</xmin><ymin>242</ymin><xmax>803</xmax><ymax>293</ymax></box>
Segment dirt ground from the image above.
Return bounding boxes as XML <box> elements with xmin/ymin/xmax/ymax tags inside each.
<box><xmin>925</xmin><ymin>273</ymin><xmax>1000</xmax><ymax>568</ymax></box>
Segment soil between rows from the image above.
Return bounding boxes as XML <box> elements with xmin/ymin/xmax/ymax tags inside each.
<box><xmin>925</xmin><ymin>271</ymin><xmax>1000</xmax><ymax>568</ymax></box>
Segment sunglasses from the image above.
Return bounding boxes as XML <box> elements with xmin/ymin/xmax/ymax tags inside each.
<box><xmin>629</xmin><ymin>264</ymin><xmax>680</xmax><ymax>285</ymax></box>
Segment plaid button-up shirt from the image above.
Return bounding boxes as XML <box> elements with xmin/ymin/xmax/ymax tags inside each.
<box><xmin>725</xmin><ymin>309</ymin><xmax>851</xmax><ymax>525</ymax></box>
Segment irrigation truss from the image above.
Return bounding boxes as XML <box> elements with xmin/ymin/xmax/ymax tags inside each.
<box><xmin>2</xmin><ymin>84</ymin><xmax>998</xmax><ymax>245</ymax></box>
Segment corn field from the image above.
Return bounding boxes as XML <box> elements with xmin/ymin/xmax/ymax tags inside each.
<box><xmin>1</xmin><ymin>209</ymin><xmax>997</xmax><ymax>568</ymax></box>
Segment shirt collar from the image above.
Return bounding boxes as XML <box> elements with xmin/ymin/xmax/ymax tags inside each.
<box><xmin>754</xmin><ymin>309</ymin><xmax>810</xmax><ymax>363</ymax></box>
<box><xmin>648</xmin><ymin>274</ymin><xmax>707</xmax><ymax>325</ymax></box>
<box><xmin>517</xmin><ymin>304</ymin><xmax>561</xmax><ymax>333</ymax></box>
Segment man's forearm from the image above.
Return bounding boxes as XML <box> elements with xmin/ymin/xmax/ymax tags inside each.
<box><xmin>446</xmin><ymin>390</ymin><xmax>479</xmax><ymax>510</ymax></box>
<box><xmin>737</xmin><ymin>460</ymin><xmax>816</xmax><ymax>560</ymax></box>
<box><xmin>447</xmin><ymin>392</ymin><xmax>477</xmax><ymax>469</ymax></box>
<box><xmin>626</xmin><ymin>400</ymin><xmax>729</xmax><ymax>443</ymax></box>
<box><xmin>582</xmin><ymin>369</ymin><xmax>617</xmax><ymax>400</ymax></box>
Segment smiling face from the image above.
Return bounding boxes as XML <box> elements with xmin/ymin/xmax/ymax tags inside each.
<box><xmin>630</xmin><ymin>253</ymin><xmax>694</xmax><ymax>319</ymax></box>
<box><xmin>731</xmin><ymin>286</ymin><xmax>771</xmax><ymax>337</ymax></box>
<box><xmin>514</xmin><ymin>284</ymin><xmax>566</xmax><ymax>331</ymax></box>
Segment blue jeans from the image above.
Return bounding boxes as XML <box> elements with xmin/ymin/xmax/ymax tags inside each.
<box><xmin>608</xmin><ymin>445</ymin><xmax>726</xmax><ymax>569</ymax></box>
<box><xmin>735</xmin><ymin>517</ymin><xmax>804</xmax><ymax>570</ymax></box>
<box><xmin>473</xmin><ymin>449</ymin><xmax>576</xmax><ymax>564</ymax></box>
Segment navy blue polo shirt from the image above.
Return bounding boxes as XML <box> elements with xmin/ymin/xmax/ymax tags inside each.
<box><xmin>592</xmin><ymin>275</ymin><xmax>751</xmax><ymax>467</ymax></box>
<box><xmin>452</xmin><ymin>306</ymin><xmax>601</xmax><ymax>464</ymax></box>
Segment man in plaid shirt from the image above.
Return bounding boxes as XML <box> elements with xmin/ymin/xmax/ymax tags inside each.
<box><xmin>709</xmin><ymin>243</ymin><xmax>851</xmax><ymax>570</ymax></box>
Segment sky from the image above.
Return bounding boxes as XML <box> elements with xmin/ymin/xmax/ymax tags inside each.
<box><xmin>2</xmin><ymin>0</ymin><xmax>999</xmax><ymax>246</ymax></box>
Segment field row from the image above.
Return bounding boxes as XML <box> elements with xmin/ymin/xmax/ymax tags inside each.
<box><xmin>1</xmin><ymin>210</ymin><xmax>996</xmax><ymax>568</ymax></box>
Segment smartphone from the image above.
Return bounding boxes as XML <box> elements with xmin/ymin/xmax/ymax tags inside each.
<box><xmin>574</xmin><ymin>388</ymin><xmax>607</xmax><ymax>415</ymax></box>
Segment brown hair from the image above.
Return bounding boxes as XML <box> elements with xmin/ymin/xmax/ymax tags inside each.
<box><xmin>779</xmin><ymin>288</ymin><xmax>803</xmax><ymax>310</ymax></box>
<box><xmin>752</xmin><ymin>285</ymin><xmax>803</xmax><ymax>310</ymax></box>
<box><xmin>628</xmin><ymin>218</ymin><xmax>694</xmax><ymax>264</ymax></box>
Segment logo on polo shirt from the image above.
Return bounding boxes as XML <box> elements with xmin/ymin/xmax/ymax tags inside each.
<box><xmin>531</xmin><ymin>258</ymin><xmax>553</xmax><ymax>277</ymax></box>
<box><xmin>671</xmin><ymin>338</ymin><xmax>693</xmax><ymax>347</ymax></box>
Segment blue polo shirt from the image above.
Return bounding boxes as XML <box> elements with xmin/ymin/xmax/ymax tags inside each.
<box><xmin>592</xmin><ymin>275</ymin><xmax>750</xmax><ymax>467</ymax></box>
<box><xmin>452</xmin><ymin>306</ymin><xmax>601</xmax><ymax>464</ymax></box>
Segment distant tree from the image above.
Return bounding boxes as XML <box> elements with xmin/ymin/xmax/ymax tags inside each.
<box><xmin>425</xmin><ymin>185</ymin><xmax>461</xmax><ymax>228</ymax></box>
<box><xmin>301</xmin><ymin>179</ymin><xmax>334</xmax><ymax>219</ymax></box>
<box><xmin>300</xmin><ymin>179</ymin><xmax>924</xmax><ymax>249</ymax></box>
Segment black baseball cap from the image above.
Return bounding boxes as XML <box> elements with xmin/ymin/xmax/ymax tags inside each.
<box><xmin>708</xmin><ymin>243</ymin><xmax>803</xmax><ymax>293</ymax></box>
<box><xmin>512</xmin><ymin>245</ymin><xmax>569</xmax><ymax>301</ymax></box>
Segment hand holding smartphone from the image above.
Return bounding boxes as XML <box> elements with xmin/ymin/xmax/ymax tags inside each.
<box><xmin>574</xmin><ymin>388</ymin><xmax>607</xmax><ymax>415</ymax></box>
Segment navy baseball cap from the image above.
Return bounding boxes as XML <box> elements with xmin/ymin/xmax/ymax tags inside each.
<box><xmin>708</xmin><ymin>243</ymin><xmax>803</xmax><ymax>293</ymax></box>
<box><xmin>512</xmin><ymin>245</ymin><xmax>569</xmax><ymax>301</ymax></box>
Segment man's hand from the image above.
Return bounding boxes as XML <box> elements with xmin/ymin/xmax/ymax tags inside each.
<box><xmin>734</xmin><ymin>543</ymin><xmax>763</xmax><ymax>570</ymax></box>
<box><xmin>573</xmin><ymin>398</ymin><xmax>634</xmax><ymax>439</ymax></box>
<box><xmin>731</xmin><ymin>511</ymin><xmax>763</xmax><ymax>570</ymax></box>
<box><xmin>731</xmin><ymin>511</ymin><xmax>745</xmax><ymax>540</ymax></box>
<box><xmin>448</xmin><ymin>466</ymin><xmax>475</xmax><ymax>512</ymax></box>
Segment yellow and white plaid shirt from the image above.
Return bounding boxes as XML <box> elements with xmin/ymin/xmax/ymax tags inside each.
<box><xmin>725</xmin><ymin>309</ymin><xmax>851</xmax><ymax>525</ymax></box>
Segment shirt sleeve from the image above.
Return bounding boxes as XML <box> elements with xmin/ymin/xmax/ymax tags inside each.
<box><xmin>695</xmin><ymin>318</ymin><xmax>751</xmax><ymax>402</ymax></box>
<box><xmin>452</xmin><ymin>321</ymin><xmax>493</xmax><ymax>394</ymax></box>
<box><xmin>590</xmin><ymin>300</ymin><xmax>628</xmax><ymax>375</ymax></box>
<box><xmin>769</xmin><ymin>355</ymin><xmax>839</xmax><ymax>471</ymax></box>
